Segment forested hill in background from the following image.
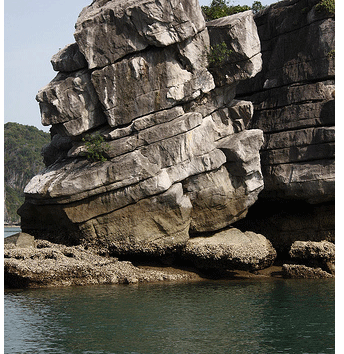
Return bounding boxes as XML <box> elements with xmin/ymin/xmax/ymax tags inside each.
<box><xmin>4</xmin><ymin>122</ymin><xmax>50</xmax><ymax>224</ymax></box>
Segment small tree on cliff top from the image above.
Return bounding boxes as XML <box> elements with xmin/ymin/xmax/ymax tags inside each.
<box><xmin>201</xmin><ymin>0</ymin><xmax>265</xmax><ymax>21</ymax></box>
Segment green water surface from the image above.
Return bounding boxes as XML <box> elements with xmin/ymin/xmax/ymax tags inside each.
<box><xmin>4</xmin><ymin>278</ymin><xmax>334</xmax><ymax>354</ymax></box>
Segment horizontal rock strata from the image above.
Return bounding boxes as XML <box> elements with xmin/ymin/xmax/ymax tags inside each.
<box><xmin>18</xmin><ymin>3</ymin><xmax>267</xmax><ymax>264</ymax></box>
<box><xmin>237</xmin><ymin>0</ymin><xmax>335</xmax><ymax>203</ymax></box>
<box><xmin>235</xmin><ymin>0</ymin><xmax>335</xmax><ymax>261</ymax></box>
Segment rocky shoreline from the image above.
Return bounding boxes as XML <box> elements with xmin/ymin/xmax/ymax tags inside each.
<box><xmin>4</xmin><ymin>232</ymin><xmax>334</xmax><ymax>288</ymax></box>
<box><xmin>5</xmin><ymin>0</ymin><xmax>334</xmax><ymax>288</ymax></box>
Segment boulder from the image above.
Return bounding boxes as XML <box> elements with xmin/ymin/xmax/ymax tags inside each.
<box><xmin>289</xmin><ymin>240</ymin><xmax>335</xmax><ymax>274</ymax></box>
<box><xmin>20</xmin><ymin>0</ymin><xmax>265</xmax><ymax>260</ymax></box>
<box><xmin>183</xmin><ymin>228</ymin><xmax>276</xmax><ymax>271</ymax></box>
<box><xmin>282</xmin><ymin>264</ymin><xmax>333</xmax><ymax>279</ymax></box>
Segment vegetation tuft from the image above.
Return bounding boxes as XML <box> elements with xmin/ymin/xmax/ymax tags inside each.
<box><xmin>315</xmin><ymin>0</ymin><xmax>335</xmax><ymax>14</ymax></box>
<box><xmin>207</xmin><ymin>42</ymin><xmax>233</xmax><ymax>66</ymax></box>
<box><xmin>201</xmin><ymin>0</ymin><xmax>265</xmax><ymax>21</ymax></box>
<box><xmin>82</xmin><ymin>132</ymin><xmax>109</xmax><ymax>162</ymax></box>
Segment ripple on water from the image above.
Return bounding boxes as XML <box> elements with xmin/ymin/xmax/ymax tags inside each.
<box><xmin>4</xmin><ymin>278</ymin><xmax>335</xmax><ymax>354</ymax></box>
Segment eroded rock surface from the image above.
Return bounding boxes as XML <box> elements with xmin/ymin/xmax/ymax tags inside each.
<box><xmin>4</xmin><ymin>240</ymin><xmax>198</xmax><ymax>288</ymax></box>
<box><xmin>183</xmin><ymin>228</ymin><xmax>276</xmax><ymax>271</ymax></box>
<box><xmin>235</xmin><ymin>0</ymin><xmax>335</xmax><ymax>258</ymax></box>
<box><xmin>289</xmin><ymin>240</ymin><xmax>335</xmax><ymax>274</ymax></box>
<box><xmin>19</xmin><ymin>3</ymin><xmax>265</xmax><ymax>264</ymax></box>
<box><xmin>237</xmin><ymin>0</ymin><xmax>335</xmax><ymax>203</ymax></box>
<box><xmin>282</xmin><ymin>264</ymin><xmax>333</xmax><ymax>279</ymax></box>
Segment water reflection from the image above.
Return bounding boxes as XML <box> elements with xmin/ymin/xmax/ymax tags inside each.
<box><xmin>4</xmin><ymin>279</ymin><xmax>335</xmax><ymax>354</ymax></box>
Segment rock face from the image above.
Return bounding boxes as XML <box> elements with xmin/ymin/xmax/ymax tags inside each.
<box><xmin>235</xmin><ymin>0</ymin><xmax>335</xmax><ymax>253</ymax></box>
<box><xmin>237</xmin><ymin>0</ymin><xmax>334</xmax><ymax>202</ymax></box>
<box><xmin>18</xmin><ymin>3</ymin><xmax>267</xmax><ymax>263</ymax></box>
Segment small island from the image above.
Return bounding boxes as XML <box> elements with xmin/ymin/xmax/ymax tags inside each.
<box><xmin>5</xmin><ymin>0</ymin><xmax>335</xmax><ymax>288</ymax></box>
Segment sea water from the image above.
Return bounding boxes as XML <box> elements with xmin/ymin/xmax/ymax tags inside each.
<box><xmin>4</xmin><ymin>226</ymin><xmax>21</xmax><ymax>238</ymax></box>
<box><xmin>4</xmin><ymin>278</ymin><xmax>335</xmax><ymax>354</ymax></box>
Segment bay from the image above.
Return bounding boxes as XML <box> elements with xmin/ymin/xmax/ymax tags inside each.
<box><xmin>4</xmin><ymin>278</ymin><xmax>335</xmax><ymax>354</ymax></box>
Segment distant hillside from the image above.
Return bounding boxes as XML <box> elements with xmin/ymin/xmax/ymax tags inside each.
<box><xmin>4</xmin><ymin>122</ymin><xmax>50</xmax><ymax>224</ymax></box>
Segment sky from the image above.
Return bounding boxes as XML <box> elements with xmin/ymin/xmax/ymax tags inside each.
<box><xmin>4</xmin><ymin>0</ymin><xmax>278</xmax><ymax>132</ymax></box>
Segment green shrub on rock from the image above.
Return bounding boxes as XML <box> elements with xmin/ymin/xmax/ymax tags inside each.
<box><xmin>207</xmin><ymin>42</ymin><xmax>233</xmax><ymax>66</ymax></box>
<box><xmin>315</xmin><ymin>0</ymin><xmax>335</xmax><ymax>14</ymax></box>
<box><xmin>202</xmin><ymin>0</ymin><xmax>250</xmax><ymax>21</ymax></box>
<box><xmin>82</xmin><ymin>132</ymin><xmax>109</xmax><ymax>162</ymax></box>
<box><xmin>201</xmin><ymin>0</ymin><xmax>265</xmax><ymax>21</ymax></box>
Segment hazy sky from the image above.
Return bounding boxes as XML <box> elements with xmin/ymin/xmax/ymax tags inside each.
<box><xmin>4</xmin><ymin>0</ymin><xmax>278</xmax><ymax>132</ymax></box>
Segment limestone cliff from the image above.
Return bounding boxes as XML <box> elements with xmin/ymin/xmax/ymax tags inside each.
<box><xmin>18</xmin><ymin>1</ymin><xmax>271</xmax><ymax>270</ymax></box>
<box><xmin>6</xmin><ymin>0</ymin><xmax>335</xmax><ymax>286</ymax></box>
<box><xmin>235</xmin><ymin>0</ymin><xmax>335</xmax><ymax>254</ymax></box>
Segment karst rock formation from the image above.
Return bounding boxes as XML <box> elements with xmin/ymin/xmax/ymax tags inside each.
<box><xmin>235</xmin><ymin>0</ymin><xmax>335</xmax><ymax>255</ymax></box>
<box><xmin>18</xmin><ymin>0</ymin><xmax>272</xmax><ymax>267</ymax></box>
<box><xmin>17</xmin><ymin>0</ymin><xmax>334</xmax><ymax>272</ymax></box>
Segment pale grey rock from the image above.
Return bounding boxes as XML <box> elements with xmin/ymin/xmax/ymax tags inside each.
<box><xmin>207</xmin><ymin>10</ymin><xmax>262</xmax><ymax>86</ymax></box>
<box><xmin>74</xmin><ymin>0</ymin><xmax>205</xmax><ymax>69</ymax></box>
<box><xmin>22</xmin><ymin>97</ymin><xmax>262</xmax><ymax>249</ymax></box>
<box><xmin>184</xmin><ymin>84</ymin><xmax>237</xmax><ymax>118</ymax></box>
<box><xmin>4</xmin><ymin>239</ymin><xmax>196</xmax><ymax>288</ymax></box>
<box><xmin>19</xmin><ymin>0</ymin><xmax>268</xmax><ymax>260</ymax></box>
<box><xmin>68</xmin><ymin>112</ymin><xmax>204</xmax><ymax>159</ymax></box>
<box><xmin>91</xmin><ymin>35</ymin><xmax>214</xmax><ymax>127</ymax></box>
<box><xmin>24</xmin><ymin>151</ymin><xmax>162</xmax><ymax>200</ymax></box>
<box><xmin>105</xmin><ymin>106</ymin><xmax>185</xmax><ymax>140</ymax></box>
<box><xmin>19</xmin><ymin>150</ymin><xmax>227</xmax><ymax>241</ymax></box>
<box><xmin>184</xmin><ymin>166</ymin><xmax>249</xmax><ymax>233</ymax></box>
<box><xmin>51</xmin><ymin>43</ymin><xmax>87</xmax><ymax>72</ymax></box>
<box><xmin>217</xmin><ymin>129</ymin><xmax>264</xmax><ymax>163</ymax></box>
<box><xmin>36</xmin><ymin>69</ymin><xmax>107</xmax><ymax>136</ymax></box>
<box><xmin>183</xmin><ymin>129</ymin><xmax>264</xmax><ymax>233</ymax></box>
<box><xmin>183</xmin><ymin>228</ymin><xmax>276</xmax><ymax>270</ymax></box>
